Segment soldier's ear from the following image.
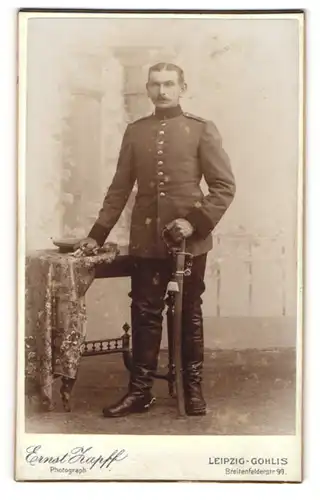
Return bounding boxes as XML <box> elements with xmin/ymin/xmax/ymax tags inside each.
<box><xmin>180</xmin><ymin>82</ymin><xmax>187</xmax><ymax>96</ymax></box>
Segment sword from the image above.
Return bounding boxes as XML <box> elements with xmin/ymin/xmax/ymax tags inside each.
<box><xmin>162</xmin><ymin>227</ymin><xmax>193</xmax><ymax>417</ymax></box>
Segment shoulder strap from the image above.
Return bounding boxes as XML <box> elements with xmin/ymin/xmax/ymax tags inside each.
<box><xmin>183</xmin><ymin>112</ymin><xmax>207</xmax><ymax>123</ymax></box>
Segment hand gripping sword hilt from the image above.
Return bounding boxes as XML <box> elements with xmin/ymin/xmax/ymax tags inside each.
<box><xmin>162</xmin><ymin>227</ymin><xmax>194</xmax><ymax>277</ymax></box>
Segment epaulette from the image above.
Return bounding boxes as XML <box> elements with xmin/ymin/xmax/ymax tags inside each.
<box><xmin>183</xmin><ymin>112</ymin><xmax>207</xmax><ymax>123</ymax></box>
<box><xmin>131</xmin><ymin>114</ymin><xmax>153</xmax><ymax>125</ymax></box>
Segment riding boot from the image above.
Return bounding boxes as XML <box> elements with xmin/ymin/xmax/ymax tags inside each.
<box><xmin>182</xmin><ymin>254</ymin><xmax>207</xmax><ymax>416</ymax></box>
<box><xmin>102</xmin><ymin>258</ymin><xmax>169</xmax><ymax>418</ymax></box>
<box><xmin>182</xmin><ymin>305</ymin><xmax>206</xmax><ymax>415</ymax></box>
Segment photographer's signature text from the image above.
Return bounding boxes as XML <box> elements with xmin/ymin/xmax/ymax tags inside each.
<box><xmin>25</xmin><ymin>445</ymin><xmax>128</xmax><ymax>471</ymax></box>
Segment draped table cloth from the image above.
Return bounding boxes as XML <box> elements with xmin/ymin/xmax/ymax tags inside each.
<box><xmin>24</xmin><ymin>244</ymin><xmax>120</xmax><ymax>410</ymax></box>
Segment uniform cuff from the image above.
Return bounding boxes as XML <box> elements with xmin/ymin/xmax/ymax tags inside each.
<box><xmin>185</xmin><ymin>209</ymin><xmax>214</xmax><ymax>239</ymax></box>
<box><xmin>88</xmin><ymin>223</ymin><xmax>109</xmax><ymax>247</ymax></box>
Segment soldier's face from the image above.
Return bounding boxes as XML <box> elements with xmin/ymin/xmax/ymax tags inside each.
<box><xmin>146</xmin><ymin>70</ymin><xmax>186</xmax><ymax>108</ymax></box>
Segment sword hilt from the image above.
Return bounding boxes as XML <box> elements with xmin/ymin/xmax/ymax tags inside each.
<box><xmin>162</xmin><ymin>227</ymin><xmax>193</xmax><ymax>274</ymax></box>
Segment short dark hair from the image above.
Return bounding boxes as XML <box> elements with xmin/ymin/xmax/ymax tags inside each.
<box><xmin>148</xmin><ymin>62</ymin><xmax>185</xmax><ymax>84</ymax></box>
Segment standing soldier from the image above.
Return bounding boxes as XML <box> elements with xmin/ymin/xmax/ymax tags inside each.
<box><xmin>79</xmin><ymin>62</ymin><xmax>236</xmax><ymax>417</ymax></box>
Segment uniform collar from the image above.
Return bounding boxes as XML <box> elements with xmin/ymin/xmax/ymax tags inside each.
<box><xmin>154</xmin><ymin>104</ymin><xmax>183</xmax><ymax>120</ymax></box>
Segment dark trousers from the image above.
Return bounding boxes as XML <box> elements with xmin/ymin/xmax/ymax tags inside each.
<box><xmin>129</xmin><ymin>253</ymin><xmax>207</xmax><ymax>394</ymax></box>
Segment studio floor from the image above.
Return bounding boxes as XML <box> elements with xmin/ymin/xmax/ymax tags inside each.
<box><xmin>25</xmin><ymin>348</ymin><xmax>296</xmax><ymax>435</ymax></box>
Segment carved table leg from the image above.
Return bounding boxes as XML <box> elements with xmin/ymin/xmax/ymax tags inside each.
<box><xmin>60</xmin><ymin>377</ymin><xmax>76</xmax><ymax>412</ymax></box>
<box><xmin>121</xmin><ymin>323</ymin><xmax>133</xmax><ymax>372</ymax></box>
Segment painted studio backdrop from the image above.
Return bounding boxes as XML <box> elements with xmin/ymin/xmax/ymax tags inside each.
<box><xmin>25</xmin><ymin>17</ymin><xmax>300</xmax><ymax>350</ymax></box>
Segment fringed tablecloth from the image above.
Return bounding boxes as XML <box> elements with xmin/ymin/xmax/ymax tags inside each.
<box><xmin>25</xmin><ymin>244</ymin><xmax>119</xmax><ymax>409</ymax></box>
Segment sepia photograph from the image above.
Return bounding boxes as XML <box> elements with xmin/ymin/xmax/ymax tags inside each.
<box><xmin>16</xmin><ymin>9</ymin><xmax>304</xmax><ymax>481</ymax></box>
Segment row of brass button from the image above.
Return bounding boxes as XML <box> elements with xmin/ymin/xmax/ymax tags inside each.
<box><xmin>158</xmin><ymin>122</ymin><xmax>166</xmax><ymax>196</ymax></box>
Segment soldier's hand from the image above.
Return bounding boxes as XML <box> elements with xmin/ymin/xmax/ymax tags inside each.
<box><xmin>75</xmin><ymin>237</ymin><xmax>100</xmax><ymax>256</ymax></box>
<box><xmin>166</xmin><ymin>218</ymin><xmax>194</xmax><ymax>243</ymax></box>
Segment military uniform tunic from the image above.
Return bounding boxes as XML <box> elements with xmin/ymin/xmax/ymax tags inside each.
<box><xmin>89</xmin><ymin>105</ymin><xmax>236</xmax><ymax>257</ymax></box>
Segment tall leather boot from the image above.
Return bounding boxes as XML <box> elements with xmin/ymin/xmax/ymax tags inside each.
<box><xmin>182</xmin><ymin>254</ymin><xmax>207</xmax><ymax>416</ymax></box>
<box><xmin>182</xmin><ymin>305</ymin><xmax>206</xmax><ymax>416</ymax></box>
<box><xmin>102</xmin><ymin>258</ymin><xmax>169</xmax><ymax>418</ymax></box>
<box><xmin>102</xmin><ymin>303</ymin><xmax>162</xmax><ymax>418</ymax></box>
